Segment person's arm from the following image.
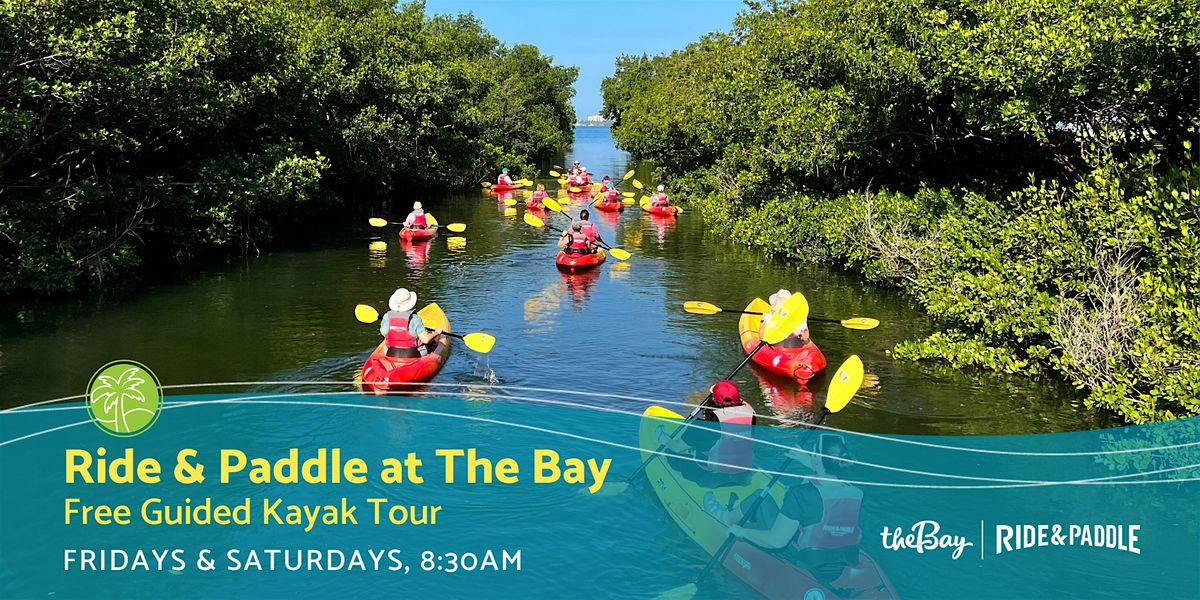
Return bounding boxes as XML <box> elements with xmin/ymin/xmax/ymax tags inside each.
<box><xmin>731</xmin><ymin>512</ymin><xmax>800</xmax><ymax>550</ymax></box>
<box><xmin>379</xmin><ymin>312</ymin><xmax>391</xmax><ymax>337</ymax></box>
<box><xmin>557</xmin><ymin>232</ymin><xmax>570</xmax><ymax>248</ymax></box>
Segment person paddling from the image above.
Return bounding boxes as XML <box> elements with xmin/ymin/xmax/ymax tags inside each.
<box><xmin>379</xmin><ymin>288</ymin><xmax>443</xmax><ymax>358</ymax></box>
<box><xmin>497</xmin><ymin>167</ymin><xmax>513</xmax><ymax>187</ymax></box>
<box><xmin>703</xmin><ymin>434</ymin><xmax>862</xmax><ymax>583</ymax></box>
<box><xmin>762</xmin><ymin>289</ymin><xmax>811</xmax><ymax>348</ymax></box>
<box><xmin>403</xmin><ymin>202</ymin><xmax>433</xmax><ymax>230</ymax></box>
<box><xmin>558</xmin><ymin>220</ymin><xmax>596</xmax><ymax>255</ymax></box>
<box><xmin>650</xmin><ymin>184</ymin><xmax>671</xmax><ymax>207</ymax></box>
<box><xmin>529</xmin><ymin>183</ymin><xmax>549</xmax><ymax>209</ymax></box>
<box><xmin>578</xmin><ymin>209</ymin><xmax>603</xmax><ymax>247</ymax></box>
<box><xmin>598</xmin><ymin>176</ymin><xmax>619</xmax><ymax>202</ymax></box>
<box><xmin>656</xmin><ymin>380</ymin><xmax>756</xmax><ymax>482</ymax></box>
<box><xmin>568</xmin><ymin>160</ymin><xmax>582</xmax><ymax>175</ymax></box>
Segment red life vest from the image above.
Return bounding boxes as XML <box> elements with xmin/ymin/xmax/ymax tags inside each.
<box><xmin>652</xmin><ymin>192</ymin><xmax>669</xmax><ymax>206</ymax></box>
<box><xmin>411</xmin><ymin>212</ymin><xmax>428</xmax><ymax>227</ymax></box>
<box><xmin>568</xmin><ymin>231</ymin><xmax>590</xmax><ymax>251</ymax></box>
<box><xmin>604</xmin><ymin>190</ymin><xmax>619</xmax><ymax>201</ymax></box>
<box><xmin>793</xmin><ymin>481</ymin><xmax>863</xmax><ymax>550</ymax></box>
<box><xmin>580</xmin><ymin>221</ymin><xmax>599</xmax><ymax>243</ymax></box>
<box><xmin>531</xmin><ymin>190</ymin><xmax>548</xmax><ymax>202</ymax></box>
<box><xmin>706</xmin><ymin>403</ymin><xmax>755</xmax><ymax>473</ymax></box>
<box><xmin>498</xmin><ymin>174</ymin><xmax>512</xmax><ymax>185</ymax></box>
<box><xmin>384</xmin><ymin>313</ymin><xmax>418</xmax><ymax>348</ymax></box>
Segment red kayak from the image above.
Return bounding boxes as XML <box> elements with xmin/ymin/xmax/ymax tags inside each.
<box><xmin>555</xmin><ymin>248</ymin><xmax>606</xmax><ymax>273</ymax></box>
<box><xmin>358</xmin><ymin>304</ymin><xmax>452</xmax><ymax>393</ymax></box>
<box><xmin>594</xmin><ymin>198</ymin><xmax>625</xmax><ymax>212</ymax></box>
<box><xmin>738</xmin><ymin>297</ymin><xmax>828</xmax><ymax>382</ymax></box>
<box><xmin>489</xmin><ymin>183</ymin><xmax>522</xmax><ymax>193</ymax></box>
<box><xmin>644</xmin><ymin>204</ymin><xmax>679</xmax><ymax>216</ymax></box>
<box><xmin>398</xmin><ymin>226</ymin><xmax>437</xmax><ymax>241</ymax></box>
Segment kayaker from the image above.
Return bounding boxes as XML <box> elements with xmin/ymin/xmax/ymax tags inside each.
<box><xmin>578</xmin><ymin>209</ymin><xmax>603</xmax><ymax>246</ymax></box>
<box><xmin>656</xmin><ymin>380</ymin><xmax>756</xmax><ymax>478</ymax></box>
<box><xmin>569</xmin><ymin>160</ymin><xmax>582</xmax><ymax>175</ymax></box>
<box><xmin>650</xmin><ymin>184</ymin><xmax>670</xmax><ymax>207</ymax></box>
<box><xmin>762</xmin><ymin>289</ymin><xmax>811</xmax><ymax>348</ymax></box>
<box><xmin>557</xmin><ymin>220</ymin><xmax>595</xmax><ymax>254</ymax></box>
<box><xmin>599</xmin><ymin>177</ymin><xmax>620</xmax><ymax>201</ymax></box>
<box><xmin>403</xmin><ymin>202</ymin><xmax>432</xmax><ymax>230</ymax></box>
<box><xmin>497</xmin><ymin>167</ymin><xmax>513</xmax><ymax>187</ymax></box>
<box><xmin>529</xmin><ymin>184</ymin><xmax>548</xmax><ymax>209</ymax></box>
<box><xmin>379</xmin><ymin>288</ymin><xmax>443</xmax><ymax>358</ymax></box>
<box><xmin>704</xmin><ymin>434</ymin><xmax>862</xmax><ymax>578</ymax></box>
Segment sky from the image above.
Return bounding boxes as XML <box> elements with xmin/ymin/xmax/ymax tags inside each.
<box><xmin>424</xmin><ymin>1</ymin><xmax>745</xmax><ymax>118</ymax></box>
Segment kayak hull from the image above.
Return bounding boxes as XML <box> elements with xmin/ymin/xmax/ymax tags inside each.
<box><xmin>489</xmin><ymin>183</ymin><xmax>522</xmax><ymax>193</ymax></box>
<box><xmin>640</xmin><ymin>406</ymin><xmax>898</xmax><ymax>600</ymax></box>
<box><xmin>359</xmin><ymin>303</ymin><xmax>452</xmax><ymax>394</ymax></box>
<box><xmin>594</xmin><ymin>200</ymin><xmax>625</xmax><ymax>212</ymax></box>
<box><xmin>398</xmin><ymin>226</ymin><xmax>437</xmax><ymax>241</ymax></box>
<box><xmin>555</xmin><ymin>248</ymin><xmax>606</xmax><ymax>273</ymax></box>
<box><xmin>644</xmin><ymin>204</ymin><xmax>679</xmax><ymax>216</ymax></box>
<box><xmin>739</xmin><ymin>297</ymin><xmax>827</xmax><ymax>382</ymax></box>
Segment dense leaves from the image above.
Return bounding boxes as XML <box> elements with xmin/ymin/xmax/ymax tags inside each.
<box><xmin>0</xmin><ymin>0</ymin><xmax>576</xmax><ymax>294</ymax></box>
<box><xmin>602</xmin><ymin>0</ymin><xmax>1198</xmax><ymax>422</ymax></box>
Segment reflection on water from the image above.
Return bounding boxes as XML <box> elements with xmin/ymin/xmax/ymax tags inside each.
<box><xmin>0</xmin><ymin>126</ymin><xmax>1100</xmax><ymax>435</ymax></box>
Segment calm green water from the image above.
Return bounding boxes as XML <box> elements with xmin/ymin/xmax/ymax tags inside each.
<box><xmin>0</xmin><ymin>127</ymin><xmax>1100</xmax><ymax>433</ymax></box>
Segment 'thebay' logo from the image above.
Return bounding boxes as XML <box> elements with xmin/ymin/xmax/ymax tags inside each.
<box><xmin>86</xmin><ymin>360</ymin><xmax>163</xmax><ymax>437</ymax></box>
<box><xmin>880</xmin><ymin>520</ymin><xmax>974</xmax><ymax>560</ymax></box>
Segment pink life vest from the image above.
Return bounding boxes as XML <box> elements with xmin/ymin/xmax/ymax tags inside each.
<box><xmin>604</xmin><ymin>190</ymin><xmax>619</xmax><ymax>201</ymax></box>
<box><xmin>652</xmin><ymin>192</ymin><xmax>670</xmax><ymax>206</ymax></box>
<box><xmin>706</xmin><ymin>403</ymin><xmax>755</xmax><ymax>474</ymax></box>
<box><xmin>580</xmin><ymin>221</ymin><xmax>599</xmax><ymax>243</ymax></box>
<box><xmin>384</xmin><ymin>313</ymin><xmax>417</xmax><ymax>349</ymax></box>
<box><xmin>567</xmin><ymin>231</ymin><xmax>590</xmax><ymax>251</ymax></box>
<box><xmin>410</xmin><ymin>212</ymin><xmax>428</xmax><ymax>228</ymax></box>
<box><xmin>531</xmin><ymin>190</ymin><xmax>548</xmax><ymax>202</ymax></box>
<box><xmin>498</xmin><ymin>174</ymin><xmax>512</xmax><ymax>185</ymax></box>
<box><xmin>793</xmin><ymin>481</ymin><xmax>863</xmax><ymax>550</ymax></box>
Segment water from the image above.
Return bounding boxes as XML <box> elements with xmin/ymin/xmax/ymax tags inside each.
<box><xmin>0</xmin><ymin>126</ymin><xmax>1099</xmax><ymax>434</ymax></box>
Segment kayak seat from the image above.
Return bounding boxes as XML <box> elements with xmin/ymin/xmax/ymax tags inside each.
<box><xmin>386</xmin><ymin>346</ymin><xmax>421</xmax><ymax>358</ymax></box>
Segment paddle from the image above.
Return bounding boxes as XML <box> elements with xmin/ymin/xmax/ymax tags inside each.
<box><xmin>523</xmin><ymin>213</ymin><xmax>632</xmax><ymax>261</ymax></box>
<box><xmin>662</xmin><ymin>355</ymin><xmax>866</xmax><ymax>600</ymax></box>
<box><xmin>549</xmin><ymin>170</ymin><xmax>561</xmax><ymax>178</ymax></box>
<box><xmin>594</xmin><ymin>293</ymin><xmax>812</xmax><ymax>497</ymax></box>
<box><xmin>683</xmin><ymin>301</ymin><xmax>879</xmax><ymax>330</ymax></box>
<box><xmin>369</xmin><ymin>218</ymin><xmax>466</xmax><ymax>233</ymax></box>
<box><xmin>503</xmin><ymin>198</ymin><xmax>519</xmax><ymax>207</ymax></box>
<box><xmin>354</xmin><ymin>304</ymin><xmax>496</xmax><ymax>353</ymax></box>
<box><xmin>623</xmin><ymin>169</ymin><xmax>635</xmax><ymax>180</ymax></box>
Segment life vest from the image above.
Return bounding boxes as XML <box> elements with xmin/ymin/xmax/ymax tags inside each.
<box><xmin>498</xmin><ymin>174</ymin><xmax>512</xmax><ymax>185</ymax></box>
<box><xmin>793</xmin><ymin>481</ymin><xmax>863</xmax><ymax>550</ymax></box>
<box><xmin>384</xmin><ymin>312</ymin><xmax>418</xmax><ymax>348</ymax></box>
<box><xmin>652</xmin><ymin>192</ymin><xmax>669</xmax><ymax>206</ymax></box>
<box><xmin>580</xmin><ymin>221</ymin><xmax>599</xmax><ymax>243</ymax></box>
<box><xmin>706</xmin><ymin>403</ymin><xmax>755</xmax><ymax>473</ymax></box>
<box><xmin>531</xmin><ymin>190</ymin><xmax>548</xmax><ymax>202</ymax></box>
<box><xmin>410</xmin><ymin>212</ymin><xmax>428</xmax><ymax>228</ymax></box>
<box><xmin>568</xmin><ymin>231</ymin><xmax>590</xmax><ymax>252</ymax></box>
<box><xmin>604</xmin><ymin>190</ymin><xmax>619</xmax><ymax>201</ymax></box>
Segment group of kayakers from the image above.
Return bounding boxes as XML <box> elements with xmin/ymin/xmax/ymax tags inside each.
<box><xmin>499</xmin><ymin>164</ymin><xmax>675</xmax><ymax>210</ymax></box>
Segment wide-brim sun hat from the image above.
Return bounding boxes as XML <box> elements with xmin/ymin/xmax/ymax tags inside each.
<box><xmin>413</xmin><ymin>201</ymin><xmax>422</xmax><ymax>210</ymax></box>
<box><xmin>388</xmin><ymin>288</ymin><xmax>418</xmax><ymax>312</ymax></box>
<box><xmin>768</xmin><ymin>289</ymin><xmax>792</xmax><ymax>307</ymax></box>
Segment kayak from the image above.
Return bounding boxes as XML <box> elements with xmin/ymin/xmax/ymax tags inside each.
<box><xmin>398</xmin><ymin>226</ymin><xmax>437</xmax><ymax>241</ymax></box>
<box><xmin>489</xmin><ymin>183</ymin><xmax>523</xmax><ymax>193</ymax></box>
<box><xmin>359</xmin><ymin>303</ymin><xmax>452</xmax><ymax>394</ymax></box>
<box><xmin>739</xmin><ymin>298</ymin><xmax>827</xmax><ymax>382</ymax></box>
<box><xmin>639</xmin><ymin>406</ymin><xmax>899</xmax><ymax>600</ymax></box>
<box><xmin>555</xmin><ymin>248</ymin><xmax>606</xmax><ymax>273</ymax></box>
<box><xmin>594</xmin><ymin>197</ymin><xmax>625</xmax><ymax>212</ymax></box>
<box><xmin>644</xmin><ymin>204</ymin><xmax>679</xmax><ymax>216</ymax></box>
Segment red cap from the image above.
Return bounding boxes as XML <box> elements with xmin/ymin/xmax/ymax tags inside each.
<box><xmin>712</xmin><ymin>380</ymin><xmax>741</xmax><ymax>407</ymax></box>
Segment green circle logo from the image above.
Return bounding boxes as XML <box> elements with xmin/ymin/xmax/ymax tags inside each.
<box><xmin>85</xmin><ymin>360</ymin><xmax>163</xmax><ymax>437</ymax></box>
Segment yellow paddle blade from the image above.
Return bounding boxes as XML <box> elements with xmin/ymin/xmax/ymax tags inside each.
<box><xmin>682</xmin><ymin>301</ymin><xmax>722</xmax><ymax>315</ymax></box>
<box><xmin>354</xmin><ymin>304</ymin><xmax>380</xmax><ymax>324</ymax></box>
<box><xmin>674</xmin><ymin>206</ymin><xmax>684</xmax><ymax>214</ymax></box>
<box><xmin>517</xmin><ymin>179</ymin><xmax>533</xmax><ymax>186</ymax></box>
<box><xmin>840</xmin><ymin>317</ymin><xmax>880</xmax><ymax>330</ymax></box>
<box><xmin>549</xmin><ymin>170</ymin><xmax>560</xmax><ymax>177</ymax></box>
<box><xmin>608</xmin><ymin>247</ymin><xmax>632</xmax><ymax>261</ymax></box>
<box><xmin>825</xmin><ymin>355</ymin><xmax>865</xmax><ymax>414</ymax></box>
<box><xmin>447</xmin><ymin>236</ymin><xmax>466</xmax><ymax>250</ymax></box>
<box><xmin>569</xmin><ymin>186</ymin><xmax>583</xmax><ymax>193</ymax></box>
<box><xmin>524</xmin><ymin>213</ymin><xmax>546</xmax><ymax>228</ymax></box>
<box><xmin>446</xmin><ymin>223</ymin><xmax>467</xmax><ymax>233</ymax></box>
<box><xmin>622</xmin><ymin>197</ymin><xmax>635</xmax><ymax>205</ymax></box>
<box><xmin>761</xmin><ymin>292</ymin><xmax>810</xmax><ymax>344</ymax></box>
<box><xmin>655</xmin><ymin>583</ymin><xmax>698</xmax><ymax>600</ymax></box>
<box><xmin>504</xmin><ymin>198</ymin><xmax>518</xmax><ymax>206</ymax></box>
<box><xmin>427</xmin><ymin>214</ymin><xmax>439</xmax><ymax>227</ymax></box>
<box><xmin>632</xmin><ymin>179</ymin><xmax>644</xmax><ymax>190</ymax></box>
<box><xmin>623</xmin><ymin>169</ymin><xmax>635</xmax><ymax>180</ymax></box>
<box><xmin>543</xmin><ymin>197</ymin><xmax>563</xmax><ymax>212</ymax></box>
<box><xmin>622</xmin><ymin>191</ymin><xmax>635</xmax><ymax>197</ymax></box>
<box><xmin>368</xmin><ymin>217</ymin><xmax>389</xmax><ymax>227</ymax></box>
<box><xmin>504</xmin><ymin>207</ymin><xmax>517</xmax><ymax>217</ymax></box>
<box><xmin>368</xmin><ymin>241</ymin><xmax>387</xmax><ymax>252</ymax></box>
<box><xmin>461</xmin><ymin>332</ymin><xmax>496</xmax><ymax>354</ymax></box>
<box><xmin>480</xmin><ymin>182</ymin><xmax>491</xmax><ymax>188</ymax></box>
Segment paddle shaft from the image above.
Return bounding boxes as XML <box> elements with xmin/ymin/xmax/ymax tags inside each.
<box><xmin>692</xmin><ymin>407</ymin><xmax>833</xmax><ymax>586</ymax></box>
<box><xmin>712</xmin><ymin>309</ymin><xmax>852</xmax><ymax>326</ymax></box>
<box><xmin>543</xmin><ymin>214</ymin><xmax>615</xmax><ymax>250</ymax></box>
<box><xmin>620</xmin><ymin>340</ymin><xmax>770</xmax><ymax>485</ymax></box>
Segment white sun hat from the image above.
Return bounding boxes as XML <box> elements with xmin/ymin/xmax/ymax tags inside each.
<box><xmin>388</xmin><ymin>288</ymin><xmax>418</xmax><ymax>312</ymax></box>
<box><xmin>413</xmin><ymin>201</ymin><xmax>422</xmax><ymax>210</ymax></box>
<box><xmin>657</xmin><ymin>184</ymin><xmax>665</xmax><ymax>192</ymax></box>
<box><xmin>768</xmin><ymin>289</ymin><xmax>792</xmax><ymax>308</ymax></box>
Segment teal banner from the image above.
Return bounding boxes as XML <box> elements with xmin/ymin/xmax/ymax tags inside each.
<box><xmin>2</xmin><ymin>392</ymin><xmax>1197</xmax><ymax>599</ymax></box>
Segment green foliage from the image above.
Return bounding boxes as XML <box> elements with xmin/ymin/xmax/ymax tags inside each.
<box><xmin>0</xmin><ymin>0</ymin><xmax>577</xmax><ymax>294</ymax></box>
